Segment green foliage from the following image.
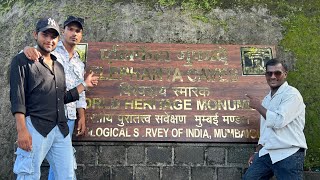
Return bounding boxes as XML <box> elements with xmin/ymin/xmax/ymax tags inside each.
<box><xmin>0</xmin><ymin>0</ymin><xmax>34</xmax><ymax>15</ymax></box>
<box><xmin>158</xmin><ymin>0</ymin><xmax>177</xmax><ymax>7</ymax></box>
<box><xmin>181</xmin><ymin>0</ymin><xmax>219</xmax><ymax>12</ymax></box>
<box><xmin>191</xmin><ymin>14</ymin><xmax>209</xmax><ymax>23</ymax></box>
<box><xmin>0</xmin><ymin>0</ymin><xmax>16</xmax><ymax>13</ymax></box>
<box><xmin>281</xmin><ymin>12</ymin><xmax>320</xmax><ymax>169</ymax></box>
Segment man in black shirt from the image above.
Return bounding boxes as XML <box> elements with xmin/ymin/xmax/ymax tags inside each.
<box><xmin>10</xmin><ymin>17</ymin><xmax>97</xmax><ymax>179</ymax></box>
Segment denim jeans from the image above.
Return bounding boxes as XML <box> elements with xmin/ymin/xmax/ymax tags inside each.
<box><xmin>14</xmin><ymin>117</ymin><xmax>74</xmax><ymax>180</ymax></box>
<box><xmin>48</xmin><ymin>119</ymin><xmax>76</xmax><ymax>180</ymax></box>
<box><xmin>243</xmin><ymin>150</ymin><xmax>305</xmax><ymax>180</ymax></box>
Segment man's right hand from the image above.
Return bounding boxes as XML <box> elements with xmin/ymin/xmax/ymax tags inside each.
<box><xmin>15</xmin><ymin>113</ymin><xmax>32</xmax><ymax>151</ymax></box>
<box><xmin>245</xmin><ymin>94</ymin><xmax>261</xmax><ymax>110</ymax></box>
<box><xmin>17</xmin><ymin>128</ymin><xmax>32</xmax><ymax>151</ymax></box>
<box><xmin>24</xmin><ymin>46</ymin><xmax>42</xmax><ymax>61</ymax></box>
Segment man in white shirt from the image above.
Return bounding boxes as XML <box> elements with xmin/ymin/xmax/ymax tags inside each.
<box><xmin>243</xmin><ymin>59</ymin><xmax>307</xmax><ymax>180</ymax></box>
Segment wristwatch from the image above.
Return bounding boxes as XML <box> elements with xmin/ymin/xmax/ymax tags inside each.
<box><xmin>81</xmin><ymin>81</ymin><xmax>88</xmax><ymax>91</ymax></box>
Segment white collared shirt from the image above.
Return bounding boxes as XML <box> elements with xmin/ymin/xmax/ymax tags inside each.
<box><xmin>258</xmin><ymin>81</ymin><xmax>307</xmax><ymax>164</ymax></box>
<box><xmin>52</xmin><ymin>41</ymin><xmax>86</xmax><ymax>120</ymax></box>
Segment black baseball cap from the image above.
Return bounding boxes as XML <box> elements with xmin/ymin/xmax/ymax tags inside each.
<box><xmin>63</xmin><ymin>16</ymin><xmax>84</xmax><ymax>29</ymax></box>
<box><xmin>36</xmin><ymin>17</ymin><xmax>60</xmax><ymax>35</ymax></box>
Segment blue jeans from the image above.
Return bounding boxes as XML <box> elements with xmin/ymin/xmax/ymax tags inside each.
<box><xmin>243</xmin><ymin>150</ymin><xmax>305</xmax><ymax>180</ymax></box>
<box><xmin>48</xmin><ymin>119</ymin><xmax>76</xmax><ymax>180</ymax></box>
<box><xmin>14</xmin><ymin>117</ymin><xmax>74</xmax><ymax>180</ymax></box>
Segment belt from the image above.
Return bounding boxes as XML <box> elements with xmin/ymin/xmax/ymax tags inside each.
<box><xmin>298</xmin><ymin>148</ymin><xmax>305</xmax><ymax>152</ymax></box>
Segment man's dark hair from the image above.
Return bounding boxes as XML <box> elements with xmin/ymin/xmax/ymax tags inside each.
<box><xmin>265</xmin><ymin>58</ymin><xmax>288</xmax><ymax>71</ymax></box>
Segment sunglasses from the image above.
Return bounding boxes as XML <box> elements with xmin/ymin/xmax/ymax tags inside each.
<box><xmin>265</xmin><ymin>71</ymin><xmax>283</xmax><ymax>78</ymax></box>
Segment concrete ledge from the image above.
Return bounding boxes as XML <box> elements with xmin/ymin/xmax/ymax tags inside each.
<box><xmin>304</xmin><ymin>171</ymin><xmax>320</xmax><ymax>180</ymax></box>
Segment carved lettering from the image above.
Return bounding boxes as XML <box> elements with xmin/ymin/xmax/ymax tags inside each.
<box><xmin>76</xmin><ymin>42</ymin><xmax>274</xmax><ymax>142</ymax></box>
